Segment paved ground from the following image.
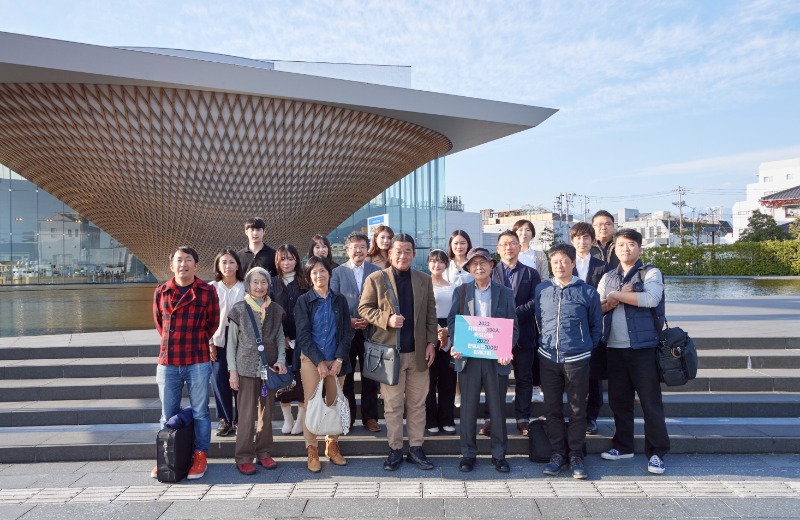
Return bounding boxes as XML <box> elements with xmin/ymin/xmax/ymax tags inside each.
<box><xmin>1</xmin><ymin>296</ymin><xmax>798</xmax><ymax>518</ymax></box>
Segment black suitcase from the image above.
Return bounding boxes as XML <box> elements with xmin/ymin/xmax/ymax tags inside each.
<box><xmin>156</xmin><ymin>423</ymin><xmax>194</xmax><ymax>483</ymax></box>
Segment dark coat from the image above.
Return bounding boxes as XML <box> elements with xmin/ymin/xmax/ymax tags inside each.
<box><xmin>294</xmin><ymin>289</ymin><xmax>354</xmax><ymax>375</ymax></box>
<box><xmin>491</xmin><ymin>261</ymin><xmax>540</xmax><ymax>350</ymax></box>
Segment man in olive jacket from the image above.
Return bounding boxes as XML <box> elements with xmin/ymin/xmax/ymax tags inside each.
<box><xmin>359</xmin><ymin>234</ymin><xmax>438</xmax><ymax>471</ymax></box>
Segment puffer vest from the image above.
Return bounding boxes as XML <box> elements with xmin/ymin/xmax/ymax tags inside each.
<box><xmin>600</xmin><ymin>260</ymin><xmax>665</xmax><ymax>349</ymax></box>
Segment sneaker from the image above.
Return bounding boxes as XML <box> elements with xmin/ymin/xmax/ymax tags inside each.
<box><xmin>586</xmin><ymin>419</ymin><xmax>598</xmax><ymax>435</ymax></box>
<box><xmin>543</xmin><ymin>453</ymin><xmax>567</xmax><ymax>476</ymax></box>
<box><xmin>601</xmin><ymin>449</ymin><xmax>634</xmax><ymax>461</ymax></box>
<box><xmin>531</xmin><ymin>387</ymin><xmax>544</xmax><ymax>403</ymax></box>
<box><xmin>647</xmin><ymin>455</ymin><xmax>665</xmax><ymax>474</ymax></box>
<box><xmin>570</xmin><ymin>456</ymin><xmax>588</xmax><ymax>479</ymax></box>
<box><xmin>442</xmin><ymin>425</ymin><xmax>456</xmax><ymax>433</ymax></box>
<box><xmin>454</xmin><ymin>394</ymin><xmax>461</xmax><ymax>408</ymax></box>
<box><xmin>150</xmin><ymin>466</ymin><xmax>158</xmax><ymax>479</ymax></box>
<box><xmin>187</xmin><ymin>451</ymin><xmax>207</xmax><ymax>480</ymax></box>
<box><xmin>216</xmin><ymin>419</ymin><xmax>233</xmax><ymax>437</ymax></box>
<box><xmin>427</xmin><ymin>426</ymin><xmax>440</xmax><ymax>434</ymax></box>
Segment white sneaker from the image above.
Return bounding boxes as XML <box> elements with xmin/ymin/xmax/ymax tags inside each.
<box><xmin>531</xmin><ymin>387</ymin><xmax>544</xmax><ymax>403</ymax></box>
<box><xmin>427</xmin><ymin>427</ymin><xmax>439</xmax><ymax>434</ymax></box>
<box><xmin>442</xmin><ymin>425</ymin><xmax>456</xmax><ymax>433</ymax></box>
<box><xmin>454</xmin><ymin>394</ymin><xmax>461</xmax><ymax>408</ymax></box>
<box><xmin>601</xmin><ymin>449</ymin><xmax>634</xmax><ymax>460</ymax></box>
<box><xmin>647</xmin><ymin>455</ymin><xmax>666</xmax><ymax>474</ymax></box>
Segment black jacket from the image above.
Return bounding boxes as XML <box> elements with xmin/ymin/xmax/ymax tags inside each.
<box><xmin>294</xmin><ymin>289</ymin><xmax>354</xmax><ymax>375</ymax></box>
<box><xmin>491</xmin><ymin>261</ymin><xmax>541</xmax><ymax>350</ymax></box>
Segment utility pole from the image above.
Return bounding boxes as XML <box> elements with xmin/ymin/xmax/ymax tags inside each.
<box><xmin>677</xmin><ymin>186</ymin><xmax>685</xmax><ymax>240</ymax></box>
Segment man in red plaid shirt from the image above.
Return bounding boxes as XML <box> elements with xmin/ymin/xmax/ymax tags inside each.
<box><xmin>151</xmin><ymin>246</ymin><xmax>220</xmax><ymax>480</ymax></box>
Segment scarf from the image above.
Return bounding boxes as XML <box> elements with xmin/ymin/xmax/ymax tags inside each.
<box><xmin>244</xmin><ymin>293</ymin><xmax>271</xmax><ymax>322</ymax></box>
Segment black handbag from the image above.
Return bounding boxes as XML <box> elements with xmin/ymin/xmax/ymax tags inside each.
<box><xmin>650</xmin><ymin>309</ymin><xmax>698</xmax><ymax>387</ymax></box>
<box><xmin>244</xmin><ymin>304</ymin><xmax>294</xmax><ymax>391</ymax></box>
<box><xmin>363</xmin><ymin>271</ymin><xmax>401</xmax><ymax>386</ymax></box>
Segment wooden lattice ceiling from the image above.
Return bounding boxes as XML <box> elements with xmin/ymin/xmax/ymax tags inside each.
<box><xmin>0</xmin><ymin>83</ymin><xmax>452</xmax><ymax>280</ymax></box>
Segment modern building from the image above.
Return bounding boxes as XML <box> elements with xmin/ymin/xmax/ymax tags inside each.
<box><xmin>0</xmin><ymin>32</ymin><xmax>556</xmax><ymax>281</ymax></box>
<box><xmin>481</xmin><ymin>208</ymin><xmax>573</xmax><ymax>250</ymax></box>
<box><xmin>731</xmin><ymin>158</ymin><xmax>799</xmax><ymax>241</ymax></box>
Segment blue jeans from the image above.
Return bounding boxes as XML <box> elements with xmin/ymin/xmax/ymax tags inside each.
<box><xmin>156</xmin><ymin>362</ymin><xmax>212</xmax><ymax>453</ymax></box>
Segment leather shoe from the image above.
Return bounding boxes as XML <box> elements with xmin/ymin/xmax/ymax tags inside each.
<box><xmin>406</xmin><ymin>446</ymin><xmax>434</xmax><ymax>470</ymax></box>
<box><xmin>543</xmin><ymin>453</ymin><xmax>567</xmax><ymax>476</ymax></box>
<box><xmin>383</xmin><ymin>448</ymin><xmax>404</xmax><ymax>471</ymax></box>
<box><xmin>517</xmin><ymin>421</ymin><xmax>529</xmax><ymax>436</ymax></box>
<box><xmin>478</xmin><ymin>420</ymin><xmax>491</xmax><ymax>437</ymax></box>
<box><xmin>459</xmin><ymin>457</ymin><xmax>476</xmax><ymax>472</ymax></box>
<box><xmin>364</xmin><ymin>419</ymin><xmax>381</xmax><ymax>432</ymax></box>
<box><xmin>586</xmin><ymin>419</ymin><xmax>598</xmax><ymax>435</ymax></box>
<box><xmin>236</xmin><ymin>462</ymin><xmax>257</xmax><ymax>475</ymax></box>
<box><xmin>491</xmin><ymin>457</ymin><xmax>510</xmax><ymax>473</ymax></box>
<box><xmin>570</xmin><ymin>456</ymin><xmax>588</xmax><ymax>479</ymax></box>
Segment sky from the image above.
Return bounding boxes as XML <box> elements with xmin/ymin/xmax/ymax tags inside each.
<box><xmin>2</xmin><ymin>0</ymin><xmax>800</xmax><ymax>220</ymax></box>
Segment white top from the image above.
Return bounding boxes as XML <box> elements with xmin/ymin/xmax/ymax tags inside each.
<box><xmin>575</xmin><ymin>254</ymin><xmax>591</xmax><ymax>282</ymax></box>
<box><xmin>443</xmin><ymin>260</ymin><xmax>474</xmax><ymax>287</ymax></box>
<box><xmin>519</xmin><ymin>247</ymin><xmax>549</xmax><ymax>278</ymax></box>
<box><xmin>432</xmin><ymin>282</ymin><xmax>456</xmax><ymax>319</ymax></box>
<box><xmin>208</xmin><ymin>280</ymin><xmax>246</xmax><ymax>347</ymax></box>
<box><xmin>352</xmin><ymin>263</ymin><xmax>365</xmax><ymax>293</ymax></box>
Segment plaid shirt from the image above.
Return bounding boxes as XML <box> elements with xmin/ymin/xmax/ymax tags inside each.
<box><xmin>153</xmin><ymin>277</ymin><xmax>220</xmax><ymax>366</ymax></box>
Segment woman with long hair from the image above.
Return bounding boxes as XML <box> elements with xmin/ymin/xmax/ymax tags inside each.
<box><xmin>425</xmin><ymin>249</ymin><xmax>457</xmax><ymax>435</ymax></box>
<box><xmin>208</xmin><ymin>248</ymin><xmax>245</xmax><ymax>437</ymax></box>
<box><xmin>308</xmin><ymin>234</ymin><xmax>338</xmax><ymax>269</ymax></box>
<box><xmin>294</xmin><ymin>256</ymin><xmax>354</xmax><ymax>473</ymax></box>
<box><xmin>270</xmin><ymin>244</ymin><xmax>309</xmax><ymax>435</ymax></box>
<box><xmin>366</xmin><ymin>225</ymin><xmax>394</xmax><ymax>269</ymax></box>
<box><xmin>443</xmin><ymin>229</ymin><xmax>474</xmax><ymax>286</ymax></box>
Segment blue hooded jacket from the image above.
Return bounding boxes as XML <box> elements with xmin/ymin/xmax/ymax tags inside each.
<box><xmin>535</xmin><ymin>277</ymin><xmax>602</xmax><ymax>363</ymax></box>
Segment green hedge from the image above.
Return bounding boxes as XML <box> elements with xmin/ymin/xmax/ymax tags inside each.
<box><xmin>640</xmin><ymin>241</ymin><xmax>800</xmax><ymax>276</ymax></box>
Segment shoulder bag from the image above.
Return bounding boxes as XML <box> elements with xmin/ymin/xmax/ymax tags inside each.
<box><xmin>363</xmin><ymin>271</ymin><xmax>401</xmax><ymax>386</ymax></box>
<box><xmin>650</xmin><ymin>309</ymin><xmax>698</xmax><ymax>386</ymax></box>
<box><xmin>305</xmin><ymin>377</ymin><xmax>350</xmax><ymax>436</ymax></box>
<box><xmin>244</xmin><ymin>304</ymin><xmax>294</xmax><ymax>392</ymax></box>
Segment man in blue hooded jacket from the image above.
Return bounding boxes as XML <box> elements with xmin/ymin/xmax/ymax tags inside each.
<box><xmin>535</xmin><ymin>243</ymin><xmax>602</xmax><ymax>479</ymax></box>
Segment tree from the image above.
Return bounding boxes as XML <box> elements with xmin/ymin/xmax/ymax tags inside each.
<box><xmin>539</xmin><ymin>224</ymin><xmax>556</xmax><ymax>249</ymax></box>
<box><xmin>789</xmin><ymin>216</ymin><xmax>800</xmax><ymax>241</ymax></box>
<box><xmin>739</xmin><ymin>210</ymin><xmax>791</xmax><ymax>242</ymax></box>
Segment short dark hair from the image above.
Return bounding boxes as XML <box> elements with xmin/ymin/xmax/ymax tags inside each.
<box><xmin>497</xmin><ymin>230</ymin><xmax>520</xmax><ymax>244</ymax></box>
<box><xmin>392</xmin><ymin>233</ymin><xmax>416</xmax><ymax>250</ymax></box>
<box><xmin>569</xmin><ymin>222</ymin><xmax>595</xmax><ymax>241</ymax></box>
<box><xmin>244</xmin><ymin>217</ymin><xmax>266</xmax><ymax>230</ymax></box>
<box><xmin>345</xmin><ymin>231</ymin><xmax>370</xmax><ymax>247</ymax></box>
<box><xmin>170</xmin><ymin>246</ymin><xmax>198</xmax><ymax>263</ymax></box>
<box><xmin>427</xmin><ymin>249</ymin><xmax>449</xmax><ymax>266</ymax></box>
<box><xmin>614</xmin><ymin>228</ymin><xmax>643</xmax><ymax>247</ymax></box>
<box><xmin>213</xmin><ymin>247</ymin><xmax>244</xmax><ymax>282</ymax></box>
<box><xmin>548</xmin><ymin>243</ymin><xmax>576</xmax><ymax>262</ymax></box>
<box><xmin>447</xmin><ymin>230</ymin><xmax>472</xmax><ymax>259</ymax></box>
<box><xmin>591</xmin><ymin>210</ymin><xmax>614</xmax><ymax>223</ymax></box>
<box><xmin>304</xmin><ymin>255</ymin><xmax>332</xmax><ymax>285</ymax></box>
<box><xmin>511</xmin><ymin>219</ymin><xmax>535</xmax><ymax>237</ymax></box>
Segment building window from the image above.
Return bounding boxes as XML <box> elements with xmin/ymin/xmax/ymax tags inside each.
<box><xmin>763</xmin><ymin>176</ymin><xmax>773</xmax><ymax>182</ymax></box>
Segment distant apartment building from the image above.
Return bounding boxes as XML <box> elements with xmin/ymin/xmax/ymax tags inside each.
<box><xmin>618</xmin><ymin>209</ymin><xmax>733</xmax><ymax>247</ymax></box>
<box><xmin>481</xmin><ymin>208</ymin><xmax>574</xmax><ymax>250</ymax></box>
<box><xmin>731</xmin><ymin>158</ymin><xmax>800</xmax><ymax>241</ymax></box>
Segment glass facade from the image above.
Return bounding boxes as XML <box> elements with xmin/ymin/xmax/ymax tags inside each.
<box><xmin>0</xmin><ymin>158</ymin><xmax>446</xmax><ymax>284</ymax></box>
<box><xmin>328</xmin><ymin>157</ymin><xmax>447</xmax><ymax>271</ymax></box>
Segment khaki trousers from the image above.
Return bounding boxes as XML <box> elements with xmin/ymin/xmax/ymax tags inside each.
<box><xmin>234</xmin><ymin>375</ymin><xmax>274</xmax><ymax>464</ymax></box>
<box><xmin>300</xmin><ymin>355</ymin><xmax>345</xmax><ymax>448</ymax></box>
<box><xmin>382</xmin><ymin>351</ymin><xmax>429</xmax><ymax>450</ymax></box>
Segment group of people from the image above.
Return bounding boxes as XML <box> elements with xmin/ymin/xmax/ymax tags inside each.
<box><xmin>151</xmin><ymin>210</ymin><xmax>670</xmax><ymax>480</ymax></box>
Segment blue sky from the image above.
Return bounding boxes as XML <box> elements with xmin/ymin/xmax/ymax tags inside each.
<box><xmin>3</xmin><ymin>0</ymin><xmax>799</xmax><ymax>219</ymax></box>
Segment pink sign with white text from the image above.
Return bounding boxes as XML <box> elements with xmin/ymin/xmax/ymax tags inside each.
<box><xmin>453</xmin><ymin>315</ymin><xmax>514</xmax><ymax>360</ymax></box>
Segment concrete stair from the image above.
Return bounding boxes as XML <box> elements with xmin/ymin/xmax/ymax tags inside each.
<box><xmin>0</xmin><ymin>337</ymin><xmax>799</xmax><ymax>463</ymax></box>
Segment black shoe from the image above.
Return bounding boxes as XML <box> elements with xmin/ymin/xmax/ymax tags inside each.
<box><xmin>586</xmin><ymin>419</ymin><xmax>598</xmax><ymax>435</ymax></box>
<box><xmin>543</xmin><ymin>453</ymin><xmax>567</xmax><ymax>476</ymax></box>
<box><xmin>491</xmin><ymin>457</ymin><xmax>510</xmax><ymax>473</ymax></box>
<box><xmin>570</xmin><ymin>456</ymin><xmax>588</xmax><ymax>479</ymax></box>
<box><xmin>406</xmin><ymin>446</ymin><xmax>434</xmax><ymax>470</ymax></box>
<box><xmin>459</xmin><ymin>457</ymin><xmax>476</xmax><ymax>472</ymax></box>
<box><xmin>216</xmin><ymin>419</ymin><xmax>232</xmax><ymax>437</ymax></box>
<box><xmin>383</xmin><ymin>449</ymin><xmax>404</xmax><ymax>471</ymax></box>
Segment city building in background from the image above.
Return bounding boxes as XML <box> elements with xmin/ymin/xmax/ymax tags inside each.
<box><xmin>732</xmin><ymin>158</ymin><xmax>799</xmax><ymax>241</ymax></box>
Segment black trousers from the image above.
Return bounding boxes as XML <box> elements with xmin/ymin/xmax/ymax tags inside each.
<box><xmin>607</xmin><ymin>347</ymin><xmax>670</xmax><ymax>459</ymax></box>
<box><xmin>586</xmin><ymin>377</ymin><xmax>604</xmax><ymax>422</ymax></box>
<box><xmin>210</xmin><ymin>328</ymin><xmax>237</xmax><ymax>424</ymax></box>
<box><xmin>425</xmin><ymin>346</ymin><xmax>457</xmax><ymax>428</ymax></box>
<box><xmin>482</xmin><ymin>345</ymin><xmax>538</xmax><ymax>423</ymax></box>
<box><xmin>539</xmin><ymin>356</ymin><xmax>590</xmax><ymax>459</ymax></box>
<box><xmin>459</xmin><ymin>358</ymin><xmax>507</xmax><ymax>459</ymax></box>
<box><xmin>344</xmin><ymin>329</ymin><xmax>380</xmax><ymax>423</ymax></box>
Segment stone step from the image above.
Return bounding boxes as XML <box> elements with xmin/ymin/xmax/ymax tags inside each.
<box><xmin>0</xmin><ymin>344</ymin><xmax>160</xmax><ymax>360</ymax></box>
<box><xmin>697</xmin><ymin>349</ymin><xmax>800</xmax><ymax>369</ymax></box>
<box><xmin>691</xmin><ymin>337</ymin><xmax>800</xmax><ymax>350</ymax></box>
<box><xmin>0</xmin><ymin>417</ymin><xmax>797</xmax><ymax>463</ymax></box>
<box><xmin>2</xmin><ymin>392</ymin><xmax>799</xmax><ymax>427</ymax></box>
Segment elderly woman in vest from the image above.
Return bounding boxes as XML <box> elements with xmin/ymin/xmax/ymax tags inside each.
<box><xmin>226</xmin><ymin>267</ymin><xmax>287</xmax><ymax>475</ymax></box>
<box><xmin>294</xmin><ymin>256</ymin><xmax>354</xmax><ymax>473</ymax></box>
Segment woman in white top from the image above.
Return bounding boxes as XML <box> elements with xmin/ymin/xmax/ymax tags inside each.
<box><xmin>514</xmin><ymin>219</ymin><xmax>549</xmax><ymax>279</ymax></box>
<box><xmin>443</xmin><ymin>230</ymin><xmax>474</xmax><ymax>286</ymax></box>
<box><xmin>425</xmin><ymin>249</ymin><xmax>457</xmax><ymax>434</ymax></box>
<box><xmin>208</xmin><ymin>248</ymin><xmax>246</xmax><ymax>437</ymax></box>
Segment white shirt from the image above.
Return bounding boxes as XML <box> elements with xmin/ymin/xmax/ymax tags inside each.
<box><xmin>208</xmin><ymin>280</ymin><xmax>246</xmax><ymax>347</ymax></box>
<box><xmin>443</xmin><ymin>261</ymin><xmax>474</xmax><ymax>287</ymax></box>
<box><xmin>433</xmin><ymin>282</ymin><xmax>456</xmax><ymax>319</ymax></box>
<box><xmin>352</xmin><ymin>263</ymin><xmax>365</xmax><ymax>293</ymax></box>
<box><xmin>519</xmin><ymin>247</ymin><xmax>549</xmax><ymax>278</ymax></box>
<box><xmin>575</xmin><ymin>254</ymin><xmax>591</xmax><ymax>282</ymax></box>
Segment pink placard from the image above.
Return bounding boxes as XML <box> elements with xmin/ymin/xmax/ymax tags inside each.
<box><xmin>453</xmin><ymin>315</ymin><xmax>514</xmax><ymax>360</ymax></box>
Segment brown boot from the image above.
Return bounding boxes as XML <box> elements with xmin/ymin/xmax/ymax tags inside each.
<box><xmin>307</xmin><ymin>445</ymin><xmax>321</xmax><ymax>473</ymax></box>
<box><xmin>325</xmin><ymin>438</ymin><xmax>347</xmax><ymax>466</ymax></box>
